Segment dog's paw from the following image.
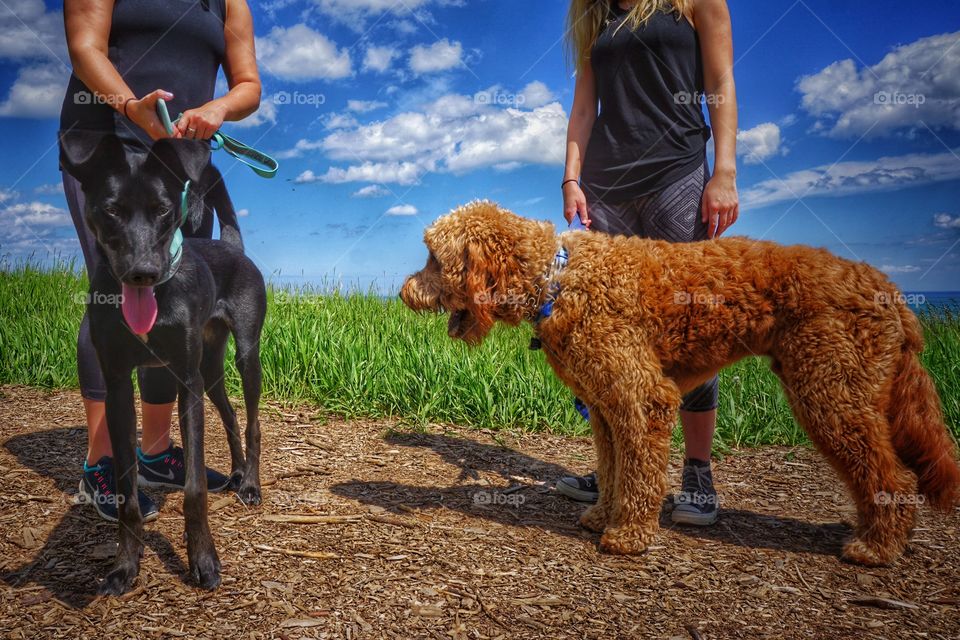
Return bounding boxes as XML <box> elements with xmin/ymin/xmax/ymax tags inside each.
<box><xmin>98</xmin><ymin>564</ymin><xmax>138</xmax><ymax>596</ymax></box>
<box><xmin>599</xmin><ymin>524</ymin><xmax>657</xmax><ymax>556</ymax></box>
<box><xmin>579</xmin><ymin>504</ymin><xmax>609</xmax><ymax>533</ymax></box>
<box><xmin>189</xmin><ymin>551</ymin><xmax>222</xmax><ymax>590</ymax></box>
<box><xmin>237</xmin><ymin>484</ymin><xmax>261</xmax><ymax>506</ymax></box>
<box><xmin>842</xmin><ymin>538</ymin><xmax>901</xmax><ymax>567</ymax></box>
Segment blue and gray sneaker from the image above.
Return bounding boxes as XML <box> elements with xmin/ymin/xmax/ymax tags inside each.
<box><xmin>671</xmin><ymin>458</ymin><xmax>719</xmax><ymax>526</ymax></box>
<box><xmin>137</xmin><ymin>444</ymin><xmax>231</xmax><ymax>492</ymax></box>
<box><xmin>79</xmin><ymin>456</ymin><xmax>159</xmax><ymax>523</ymax></box>
<box><xmin>555</xmin><ymin>471</ymin><xmax>599</xmax><ymax>503</ymax></box>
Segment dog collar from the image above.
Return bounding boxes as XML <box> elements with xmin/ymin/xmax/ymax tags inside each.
<box><xmin>155</xmin><ymin>179</ymin><xmax>191</xmax><ymax>286</ymax></box>
<box><xmin>529</xmin><ymin>215</ymin><xmax>587</xmax><ymax>350</ymax></box>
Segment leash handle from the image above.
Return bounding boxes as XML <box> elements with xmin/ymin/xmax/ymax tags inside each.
<box><xmin>155</xmin><ymin>98</ymin><xmax>279</xmax><ymax>179</ymax></box>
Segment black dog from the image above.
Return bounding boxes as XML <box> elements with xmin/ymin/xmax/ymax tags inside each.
<box><xmin>59</xmin><ymin>132</ymin><xmax>266</xmax><ymax>594</ymax></box>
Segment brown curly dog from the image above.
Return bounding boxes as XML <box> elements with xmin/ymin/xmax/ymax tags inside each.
<box><xmin>400</xmin><ymin>200</ymin><xmax>960</xmax><ymax>566</ymax></box>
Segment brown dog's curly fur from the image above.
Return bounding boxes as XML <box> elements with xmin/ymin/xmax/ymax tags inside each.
<box><xmin>401</xmin><ymin>201</ymin><xmax>960</xmax><ymax>566</ymax></box>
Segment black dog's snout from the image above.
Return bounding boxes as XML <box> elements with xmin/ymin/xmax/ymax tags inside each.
<box><xmin>129</xmin><ymin>268</ymin><xmax>161</xmax><ymax>286</ymax></box>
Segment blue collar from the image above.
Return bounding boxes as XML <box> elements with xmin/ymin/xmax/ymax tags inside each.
<box><xmin>529</xmin><ymin>215</ymin><xmax>587</xmax><ymax>350</ymax></box>
<box><xmin>155</xmin><ymin>179</ymin><xmax>191</xmax><ymax>286</ymax></box>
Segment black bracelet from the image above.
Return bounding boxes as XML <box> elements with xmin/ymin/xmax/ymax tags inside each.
<box><xmin>561</xmin><ymin>178</ymin><xmax>579</xmax><ymax>189</ymax></box>
<box><xmin>122</xmin><ymin>97</ymin><xmax>135</xmax><ymax>119</ymax></box>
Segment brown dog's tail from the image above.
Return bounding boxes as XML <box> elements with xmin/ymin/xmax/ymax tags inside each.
<box><xmin>888</xmin><ymin>306</ymin><xmax>960</xmax><ymax>510</ymax></box>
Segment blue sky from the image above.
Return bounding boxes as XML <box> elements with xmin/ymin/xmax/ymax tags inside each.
<box><xmin>1</xmin><ymin>0</ymin><xmax>959</xmax><ymax>291</ymax></box>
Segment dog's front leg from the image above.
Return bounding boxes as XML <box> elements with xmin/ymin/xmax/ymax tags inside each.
<box><xmin>598</xmin><ymin>362</ymin><xmax>679</xmax><ymax>556</ymax></box>
<box><xmin>99</xmin><ymin>372</ymin><xmax>143</xmax><ymax>595</ymax></box>
<box><xmin>178</xmin><ymin>369</ymin><xmax>221</xmax><ymax>589</ymax></box>
<box><xmin>580</xmin><ymin>408</ymin><xmax>616</xmax><ymax>533</ymax></box>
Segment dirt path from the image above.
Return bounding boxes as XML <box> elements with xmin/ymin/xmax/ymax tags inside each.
<box><xmin>0</xmin><ymin>385</ymin><xmax>957</xmax><ymax>639</ymax></box>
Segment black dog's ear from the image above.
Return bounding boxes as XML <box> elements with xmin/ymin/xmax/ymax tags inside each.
<box><xmin>58</xmin><ymin>131</ymin><xmax>127</xmax><ymax>185</ymax></box>
<box><xmin>148</xmin><ymin>138</ymin><xmax>211</xmax><ymax>185</ymax></box>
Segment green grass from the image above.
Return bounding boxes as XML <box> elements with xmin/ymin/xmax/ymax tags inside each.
<box><xmin>1</xmin><ymin>262</ymin><xmax>957</xmax><ymax>448</ymax></box>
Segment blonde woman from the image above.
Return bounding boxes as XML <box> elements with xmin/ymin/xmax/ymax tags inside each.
<box><xmin>556</xmin><ymin>0</ymin><xmax>739</xmax><ymax>526</ymax></box>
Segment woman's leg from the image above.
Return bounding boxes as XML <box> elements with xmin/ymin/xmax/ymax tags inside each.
<box><xmin>64</xmin><ymin>171</ymin><xmax>113</xmax><ymax>464</ymax></box>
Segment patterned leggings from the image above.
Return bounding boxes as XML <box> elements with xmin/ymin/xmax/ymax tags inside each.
<box><xmin>585</xmin><ymin>160</ymin><xmax>719</xmax><ymax>412</ymax></box>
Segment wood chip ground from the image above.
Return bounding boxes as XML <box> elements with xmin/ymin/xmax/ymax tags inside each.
<box><xmin>0</xmin><ymin>385</ymin><xmax>957</xmax><ymax>639</ymax></box>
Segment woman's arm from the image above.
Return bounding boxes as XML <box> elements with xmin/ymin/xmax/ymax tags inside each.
<box><xmin>562</xmin><ymin>62</ymin><xmax>598</xmax><ymax>225</ymax></box>
<box><xmin>175</xmin><ymin>0</ymin><xmax>262</xmax><ymax>140</ymax></box>
<box><xmin>64</xmin><ymin>0</ymin><xmax>172</xmax><ymax>139</ymax></box>
<box><xmin>693</xmin><ymin>0</ymin><xmax>739</xmax><ymax>238</ymax></box>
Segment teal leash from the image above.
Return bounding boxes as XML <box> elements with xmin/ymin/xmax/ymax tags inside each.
<box><xmin>156</xmin><ymin>99</ymin><xmax>279</xmax><ymax>178</ymax></box>
<box><xmin>153</xmin><ymin>98</ymin><xmax>278</xmax><ymax>283</ymax></box>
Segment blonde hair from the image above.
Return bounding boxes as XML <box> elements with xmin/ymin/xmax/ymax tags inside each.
<box><xmin>566</xmin><ymin>0</ymin><xmax>689</xmax><ymax>71</ymax></box>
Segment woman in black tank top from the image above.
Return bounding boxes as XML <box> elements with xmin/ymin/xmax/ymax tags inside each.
<box><xmin>60</xmin><ymin>0</ymin><xmax>261</xmax><ymax>521</ymax></box>
<box><xmin>554</xmin><ymin>0</ymin><xmax>739</xmax><ymax>525</ymax></box>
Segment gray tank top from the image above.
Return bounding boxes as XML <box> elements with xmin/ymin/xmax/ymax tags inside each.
<box><xmin>59</xmin><ymin>0</ymin><xmax>226</xmax><ymax>150</ymax></box>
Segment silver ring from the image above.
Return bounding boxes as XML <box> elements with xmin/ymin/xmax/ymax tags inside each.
<box><xmin>187</xmin><ymin>127</ymin><xmax>197</xmax><ymax>133</ymax></box>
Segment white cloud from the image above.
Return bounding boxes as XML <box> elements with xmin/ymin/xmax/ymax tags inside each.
<box><xmin>520</xmin><ymin>81</ymin><xmax>556</xmax><ymax>109</ymax></box>
<box><xmin>321</xmin><ymin>161</ymin><xmax>425</xmax><ymax>186</ymax></box>
<box><xmin>293</xmin><ymin>170</ymin><xmax>320</xmax><ymax>184</ymax></box>
<box><xmin>880</xmin><ymin>264</ymin><xmax>922</xmax><ymax>274</ymax></box>
<box><xmin>230</xmin><ymin>96</ymin><xmax>278</xmax><ymax>128</ymax></box>
<box><xmin>287</xmin><ymin>89</ymin><xmax>568</xmax><ymax>185</ymax></box>
<box><xmin>934</xmin><ymin>213</ymin><xmax>960</xmax><ymax>229</ymax></box>
<box><xmin>353</xmin><ymin>185</ymin><xmax>390</xmax><ymax>198</ymax></box>
<box><xmin>363</xmin><ymin>46</ymin><xmax>399</xmax><ymax>73</ymax></box>
<box><xmin>386</xmin><ymin>204</ymin><xmax>418</xmax><ymax>216</ymax></box>
<box><xmin>0</xmin><ymin>0</ymin><xmax>67</xmax><ymax>62</ymax></box>
<box><xmin>0</xmin><ymin>188</ymin><xmax>17</xmax><ymax>203</ymax></box>
<box><xmin>237</xmin><ymin>208</ymin><xmax>250</xmax><ymax>218</ymax></box>
<box><xmin>347</xmin><ymin>99</ymin><xmax>387</xmax><ymax>113</ymax></box>
<box><xmin>313</xmin><ymin>0</ymin><xmax>463</xmax><ymax>24</ymax></box>
<box><xmin>0</xmin><ymin>201</ymin><xmax>70</xmax><ymax>227</ymax></box>
<box><xmin>256</xmin><ymin>24</ymin><xmax>352</xmax><ymax>81</ymax></box>
<box><xmin>0</xmin><ymin>62</ymin><xmax>66</xmax><ymax>118</ymax></box>
<box><xmin>34</xmin><ymin>182</ymin><xmax>63</xmax><ymax>195</ymax></box>
<box><xmin>741</xmin><ymin>148</ymin><xmax>960</xmax><ymax>208</ymax></box>
<box><xmin>796</xmin><ymin>31</ymin><xmax>960</xmax><ymax>137</ymax></box>
<box><xmin>409</xmin><ymin>39</ymin><xmax>463</xmax><ymax>74</ymax></box>
<box><xmin>736</xmin><ymin>122</ymin><xmax>783</xmax><ymax>164</ymax></box>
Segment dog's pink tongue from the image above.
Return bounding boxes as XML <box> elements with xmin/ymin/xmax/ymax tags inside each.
<box><xmin>121</xmin><ymin>284</ymin><xmax>158</xmax><ymax>335</ymax></box>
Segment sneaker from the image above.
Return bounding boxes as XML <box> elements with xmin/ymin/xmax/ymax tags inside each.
<box><xmin>555</xmin><ymin>471</ymin><xmax>599</xmax><ymax>503</ymax></box>
<box><xmin>79</xmin><ymin>456</ymin><xmax>159</xmax><ymax>523</ymax></box>
<box><xmin>671</xmin><ymin>458</ymin><xmax>719</xmax><ymax>526</ymax></box>
<box><xmin>137</xmin><ymin>444</ymin><xmax>231</xmax><ymax>492</ymax></box>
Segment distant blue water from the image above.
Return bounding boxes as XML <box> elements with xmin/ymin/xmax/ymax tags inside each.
<box><xmin>906</xmin><ymin>292</ymin><xmax>960</xmax><ymax>311</ymax></box>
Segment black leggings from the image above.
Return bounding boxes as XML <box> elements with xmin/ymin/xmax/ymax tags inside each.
<box><xmin>63</xmin><ymin>170</ymin><xmax>214</xmax><ymax>403</ymax></box>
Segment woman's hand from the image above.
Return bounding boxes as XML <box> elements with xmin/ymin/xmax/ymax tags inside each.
<box><xmin>124</xmin><ymin>89</ymin><xmax>175</xmax><ymax>140</ymax></box>
<box><xmin>701</xmin><ymin>169</ymin><xmax>739</xmax><ymax>238</ymax></box>
<box><xmin>176</xmin><ymin>101</ymin><xmax>228</xmax><ymax>140</ymax></box>
<box><xmin>563</xmin><ymin>181</ymin><xmax>590</xmax><ymax>226</ymax></box>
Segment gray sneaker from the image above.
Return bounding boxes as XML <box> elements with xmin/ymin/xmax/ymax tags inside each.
<box><xmin>671</xmin><ymin>459</ymin><xmax>719</xmax><ymax>526</ymax></box>
<box><xmin>555</xmin><ymin>471</ymin><xmax>599</xmax><ymax>503</ymax></box>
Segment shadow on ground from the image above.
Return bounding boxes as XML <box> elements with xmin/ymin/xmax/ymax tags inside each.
<box><xmin>331</xmin><ymin>431</ymin><xmax>850</xmax><ymax>558</ymax></box>
<box><xmin>2</xmin><ymin>427</ymin><xmax>187</xmax><ymax>608</ymax></box>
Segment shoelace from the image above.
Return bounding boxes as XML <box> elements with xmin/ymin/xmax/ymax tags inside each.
<box><xmin>681</xmin><ymin>464</ymin><xmax>713</xmax><ymax>495</ymax></box>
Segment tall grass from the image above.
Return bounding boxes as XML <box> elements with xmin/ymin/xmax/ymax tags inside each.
<box><xmin>1</xmin><ymin>264</ymin><xmax>957</xmax><ymax>447</ymax></box>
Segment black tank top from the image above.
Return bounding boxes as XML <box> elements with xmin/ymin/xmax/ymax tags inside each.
<box><xmin>581</xmin><ymin>2</ymin><xmax>710</xmax><ymax>203</ymax></box>
<box><xmin>59</xmin><ymin>0</ymin><xmax>226</xmax><ymax>150</ymax></box>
